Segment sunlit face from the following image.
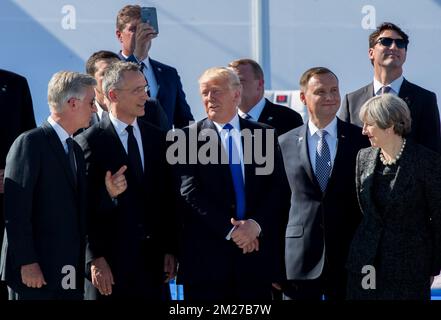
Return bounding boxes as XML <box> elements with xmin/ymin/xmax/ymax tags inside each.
<box><xmin>233</xmin><ymin>64</ymin><xmax>262</xmax><ymax>110</ymax></box>
<box><xmin>300</xmin><ymin>73</ymin><xmax>340</xmax><ymax>125</ymax></box>
<box><xmin>75</xmin><ymin>87</ymin><xmax>97</xmax><ymax>128</ymax></box>
<box><xmin>369</xmin><ymin>29</ymin><xmax>407</xmax><ymax>70</ymax></box>
<box><xmin>93</xmin><ymin>59</ymin><xmax>114</xmax><ymax>108</ymax></box>
<box><xmin>116</xmin><ymin>20</ymin><xmax>140</xmax><ymax>55</ymax></box>
<box><xmin>113</xmin><ymin>70</ymin><xmax>148</xmax><ymax>122</ymax></box>
<box><xmin>199</xmin><ymin>76</ymin><xmax>241</xmax><ymax>123</ymax></box>
<box><xmin>362</xmin><ymin>120</ymin><xmax>390</xmax><ymax>148</ymax></box>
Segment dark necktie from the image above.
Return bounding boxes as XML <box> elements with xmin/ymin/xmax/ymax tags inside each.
<box><xmin>315</xmin><ymin>130</ymin><xmax>331</xmax><ymax>192</ymax></box>
<box><xmin>223</xmin><ymin>123</ymin><xmax>245</xmax><ymax>220</ymax></box>
<box><xmin>66</xmin><ymin>137</ymin><xmax>77</xmax><ymax>186</ymax></box>
<box><xmin>139</xmin><ymin>62</ymin><xmax>151</xmax><ymax>97</ymax></box>
<box><xmin>381</xmin><ymin>86</ymin><xmax>391</xmax><ymax>94</ymax></box>
<box><xmin>126</xmin><ymin>125</ymin><xmax>144</xmax><ymax>180</ymax></box>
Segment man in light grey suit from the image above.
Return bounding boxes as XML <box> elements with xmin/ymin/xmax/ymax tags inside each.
<box><xmin>339</xmin><ymin>22</ymin><xmax>441</xmax><ymax>153</ymax></box>
<box><xmin>279</xmin><ymin>67</ymin><xmax>368</xmax><ymax>300</ymax></box>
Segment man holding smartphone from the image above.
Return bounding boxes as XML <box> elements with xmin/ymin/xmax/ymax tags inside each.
<box><xmin>116</xmin><ymin>5</ymin><xmax>194</xmax><ymax>130</ymax></box>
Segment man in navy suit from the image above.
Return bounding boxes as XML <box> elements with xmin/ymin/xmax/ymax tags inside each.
<box><xmin>339</xmin><ymin>22</ymin><xmax>441</xmax><ymax>153</ymax></box>
<box><xmin>0</xmin><ymin>69</ymin><xmax>36</xmax><ymax>300</ymax></box>
<box><xmin>1</xmin><ymin>71</ymin><xmax>97</xmax><ymax>299</ymax></box>
<box><xmin>229</xmin><ymin>58</ymin><xmax>303</xmax><ymax>135</ymax></box>
<box><xmin>279</xmin><ymin>67</ymin><xmax>368</xmax><ymax>300</ymax></box>
<box><xmin>175</xmin><ymin>67</ymin><xmax>289</xmax><ymax>301</ymax></box>
<box><xmin>115</xmin><ymin>4</ymin><xmax>194</xmax><ymax>130</ymax></box>
<box><xmin>76</xmin><ymin>61</ymin><xmax>177</xmax><ymax>299</ymax></box>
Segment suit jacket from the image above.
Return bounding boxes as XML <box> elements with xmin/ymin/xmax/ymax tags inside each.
<box><xmin>176</xmin><ymin>118</ymin><xmax>290</xmax><ymax>289</ymax></box>
<box><xmin>279</xmin><ymin>119</ymin><xmax>368</xmax><ymax>283</ymax></box>
<box><xmin>339</xmin><ymin>79</ymin><xmax>441</xmax><ymax>153</ymax></box>
<box><xmin>75</xmin><ymin>116</ymin><xmax>176</xmax><ymax>298</ymax></box>
<box><xmin>0</xmin><ymin>122</ymin><xmax>87</xmax><ymax>295</ymax></box>
<box><xmin>346</xmin><ymin>142</ymin><xmax>441</xmax><ymax>299</ymax></box>
<box><xmin>0</xmin><ymin>69</ymin><xmax>36</xmax><ymax>168</ymax></box>
<box><xmin>123</xmin><ymin>54</ymin><xmax>194</xmax><ymax>130</ymax></box>
<box><xmin>257</xmin><ymin>98</ymin><xmax>303</xmax><ymax>136</ymax></box>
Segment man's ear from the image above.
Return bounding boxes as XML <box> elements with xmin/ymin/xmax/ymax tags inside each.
<box><xmin>300</xmin><ymin>91</ymin><xmax>306</xmax><ymax>105</ymax></box>
<box><xmin>108</xmin><ymin>89</ymin><xmax>118</xmax><ymax>102</ymax></box>
<box><xmin>116</xmin><ymin>30</ymin><xmax>123</xmax><ymax>43</ymax></box>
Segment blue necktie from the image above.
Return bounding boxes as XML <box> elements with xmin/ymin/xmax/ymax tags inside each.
<box><xmin>315</xmin><ymin>130</ymin><xmax>331</xmax><ymax>192</ymax></box>
<box><xmin>223</xmin><ymin>123</ymin><xmax>246</xmax><ymax>220</ymax></box>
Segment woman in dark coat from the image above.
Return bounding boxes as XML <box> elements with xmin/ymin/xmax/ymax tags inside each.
<box><xmin>346</xmin><ymin>93</ymin><xmax>441</xmax><ymax>300</ymax></box>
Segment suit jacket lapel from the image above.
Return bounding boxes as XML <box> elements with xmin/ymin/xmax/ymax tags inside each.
<box><xmin>41</xmin><ymin>121</ymin><xmax>77</xmax><ymax>191</ymax></box>
<box><xmin>150</xmin><ymin>59</ymin><xmax>163</xmax><ymax>99</ymax></box>
<box><xmin>101</xmin><ymin>115</ymin><xmax>130</xmax><ymax>168</ymax></box>
<box><xmin>398</xmin><ymin>78</ymin><xmax>413</xmax><ymax>108</ymax></box>
<box><xmin>258</xmin><ymin>99</ymin><xmax>272</xmax><ymax>123</ymax></box>
<box><xmin>384</xmin><ymin>142</ymin><xmax>412</xmax><ymax>215</ymax></box>
<box><xmin>297</xmin><ymin>124</ymin><xmax>320</xmax><ymax>191</ymax></box>
<box><xmin>199</xmin><ymin>119</ymin><xmax>233</xmax><ymax>192</ymax></box>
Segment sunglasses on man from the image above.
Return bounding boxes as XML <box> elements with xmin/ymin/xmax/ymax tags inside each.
<box><xmin>376</xmin><ymin>37</ymin><xmax>408</xmax><ymax>49</ymax></box>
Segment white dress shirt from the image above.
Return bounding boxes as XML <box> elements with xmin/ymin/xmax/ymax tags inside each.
<box><xmin>108</xmin><ymin>112</ymin><xmax>145</xmax><ymax>170</ymax></box>
<box><xmin>237</xmin><ymin>96</ymin><xmax>266</xmax><ymax>121</ymax></box>
<box><xmin>307</xmin><ymin>117</ymin><xmax>338</xmax><ymax>175</ymax></box>
<box><xmin>47</xmin><ymin>116</ymin><xmax>71</xmax><ymax>154</ymax></box>
<box><xmin>373</xmin><ymin>75</ymin><xmax>404</xmax><ymax>96</ymax></box>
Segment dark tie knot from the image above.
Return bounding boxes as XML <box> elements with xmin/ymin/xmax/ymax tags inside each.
<box><xmin>381</xmin><ymin>86</ymin><xmax>391</xmax><ymax>94</ymax></box>
<box><xmin>126</xmin><ymin>125</ymin><xmax>134</xmax><ymax>135</ymax></box>
<box><xmin>66</xmin><ymin>137</ymin><xmax>74</xmax><ymax>146</ymax></box>
<box><xmin>139</xmin><ymin>62</ymin><xmax>146</xmax><ymax>73</ymax></box>
<box><xmin>223</xmin><ymin>123</ymin><xmax>233</xmax><ymax>131</ymax></box>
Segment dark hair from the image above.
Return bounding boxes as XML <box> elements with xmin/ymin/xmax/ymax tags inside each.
<box><xmin>228</xmin><ymin>58</ymin><xmax>264</xmax><ymax>80</ymax></box>
<box><xmin>369</xmin><ymin>22</ymin><xmax>409</xmax><ymax>49</ymax></box>
<box><xmin>299</xmin><ymin>67</ymin><xmax>338</xmax><ymax>89</ymax></box>
<box><xmin>85</xmin><ymin>51</ymin><xmax>120</xmax><ymax>76</ymax></box>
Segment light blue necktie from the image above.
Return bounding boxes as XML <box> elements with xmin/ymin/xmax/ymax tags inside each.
<box><xmin>315</xmin><ymin>130</ymin><xmax>331</xmax><ymax>192</ymax></box>
<box><xmin>223</xmin><ymin>123</ymin><xmax>246</xmax><ymax>219</ymax></box>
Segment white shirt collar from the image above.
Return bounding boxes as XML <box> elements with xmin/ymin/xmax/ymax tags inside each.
<box><xmin>47</xmin><ymin>116</ymin><xmax>71</xmax><ymax>143</ymax></box>
<box><xmin>308</xmin><ymin>117</ymin><xmax>338</xmax><ymax>139</ymax></box>
<box><xmin>212</xmin><ymin>113</ymin><xmax>241</xmax><ymax>133</ymax></box>
<box><xmin>373</xmin><ymin>75</ymin><xmax>404</xmax><ymax>95</ymax></box>
<box><xmin>108</xmin><ymin>112</ymin><xmax>139</xmax><ymax>135</ymax></box>
<box><xmin>238</xmin><ymin>96</ymin><xmax>266</xmax><ymax>120</ymax></box>
<box><xmin>95</xmin><ymin>100</ymin><xmax>105</xmax><ymax>120</ymax></box>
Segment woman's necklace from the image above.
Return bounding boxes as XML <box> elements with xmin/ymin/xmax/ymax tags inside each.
<box><xmin>379</xmin><ymin>138</ymin><xmax>406</xmax><ymax>166</ymax></box>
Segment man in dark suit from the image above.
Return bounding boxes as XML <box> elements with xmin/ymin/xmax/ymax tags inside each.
<box><xmin>0</xmin><ymin>69</ymin><xmax>36</xmax><ymax>300</ymax></box>
<box><xmin>85</xmin><ymin>50</ymin><xmax>121</xmax><ymax>125</ymax></box>
<box><xmin>115</xmin><ymin>4</ymin><xmax>194</xmax><ymax>130</ymax></box>
<box><xmin>75</xmin><ymin>61</ymin><xmax>176</xmax><ymax>299</ymax></box>
<box><xmin>229</xmin><ymin>58</ymin><xmax>303</xmax><ymax>135</ymax></box>
<box><xmin>339</xmin><ymin>22</ymin><xmax>441</xmax><ymax>153</ymax></box>
<box><xmin>1</xmin><ymin>71</ymin><xmax>97</xmax><ymax>299</ymax></box>
<box><xmin>279</xmin><ymin>67</ymin><xmax>368</xmax><ymax>300</ymax></box>
<box><xmin>174</xmin><ymin>67</ymin><xmax>289</xmax><ymax>301</ymax></box>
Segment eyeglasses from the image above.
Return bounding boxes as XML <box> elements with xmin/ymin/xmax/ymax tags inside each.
<box><xmin>116</xmin><ymin>84</ymin><xmax>150</xmax><ymax>95</ymax></box>
<box><xmin>376</xmin><ymin>37</ymin><xmax>408</xmax><ymax>49</ymax></box>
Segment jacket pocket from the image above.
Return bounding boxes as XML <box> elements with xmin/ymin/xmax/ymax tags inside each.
<box><xmin>285</xmin><ymin>225</ymin><xmax>303</xmax><ymax>238</ymax></box>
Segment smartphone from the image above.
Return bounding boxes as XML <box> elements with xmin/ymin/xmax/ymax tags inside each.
<box><xmin>141</xmin><ymin>7</ymin><xmax>159</xmax><ymax>34</ymax></box>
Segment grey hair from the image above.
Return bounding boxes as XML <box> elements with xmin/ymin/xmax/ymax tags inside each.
<box><xmin>102</xmin><ymin>61</ymin><xmax>141</xmax><ymax>98</ymax></box>
<box><xmin>47</xmin><ymin>71</ymin><xmax>96</xmax><ymax>112</ymax></box>
<box><xmin>198</xmin><ymin>66</ymin><xmax>241</xmax><ymax>89</ymax></box>
<box><xmin>359</xmin><ymin>93</ymin><xmax>412</xmax><ymax>136</ymax></box>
